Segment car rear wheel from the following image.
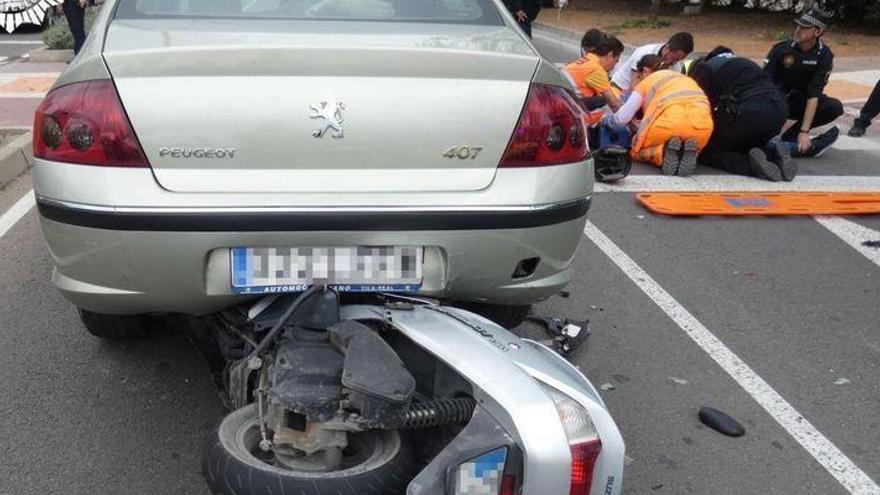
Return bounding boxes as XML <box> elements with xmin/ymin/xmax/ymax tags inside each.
<box><xmin>78</xmin><ymin>309</ymin><xmax>151</xmax><ymax>340</ymax></box>
<box><xmin>457</xmin><ymin>302</ymin><xmax>531</xmax><ymax>329</ymax></box>
<box><xmin>203</xmin><ymin>404</ymin><xmax>420</xmax><ymax>495</ymax></box>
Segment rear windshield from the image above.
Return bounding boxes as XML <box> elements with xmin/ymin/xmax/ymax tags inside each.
<box><xmin>115</xmin><ymin>0</ymin><xmax>502</xmax><ymax>24</ymax></box>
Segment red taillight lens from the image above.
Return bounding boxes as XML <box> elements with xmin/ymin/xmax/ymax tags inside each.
<box><xmin>500</xmin><ymin>474</ymin><xmax>517</xmax><ymax>495</ymax></box>
<box><xmin>500</xmin><ymin>83</ymin><xmax>588</xmax><ymax>168</ymax></box>
<box><xmin>569</xmin><ymin>439</ymin><xmax>602</xmax><ymax>495</ymax></box>
<box><xmin>34</xmin><ymin>80</ymin><xmax>149</xmax><ymax>167</ymax></box>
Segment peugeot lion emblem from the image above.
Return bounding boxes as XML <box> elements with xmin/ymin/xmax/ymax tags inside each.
<box><xmin>309</xmin><ymin>101</ymin><xmax>345</xmax><ymax>139</ymax></box>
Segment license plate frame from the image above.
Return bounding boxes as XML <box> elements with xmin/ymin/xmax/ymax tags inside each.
<box><xmin>230</xmin><ymin>246</ymin><xmax>423</xmax><ymax>295</ymax></box>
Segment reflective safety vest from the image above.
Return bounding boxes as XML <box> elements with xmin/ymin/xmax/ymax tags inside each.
<box><xmin>630</xmin><ymin>70</ymin><xmax>714</xmax><ymax>166</ymax></box>
<box><xmin>564</xmin><ymin>54</ymin><xmax>609</xmax><ymax>99</ymax></box>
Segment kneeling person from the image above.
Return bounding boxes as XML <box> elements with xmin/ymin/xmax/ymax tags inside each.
<box><xmin>564</xmin><ymin>34</ymin><xmax>626</xmax><ymax>112</ymax></box>
<box><xmin>690</xmin><ymin>46</ymin><xmax>794</xmax><ymax>181</ymax></box>
<box><xmin>604</xmin><ymin>55</ymin><xmax>713</xmax><ymax>176</ymax></box>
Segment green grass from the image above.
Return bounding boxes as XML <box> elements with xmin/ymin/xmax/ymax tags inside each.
<box><xmin>604</xmin><ymin>17</ymin><xmax>673</xmax><ymax>31</ymax></box>
<box><xmin>41</xmin><ymin>8</ymin><xmax>99</xmax><ymax>50</ymax></box>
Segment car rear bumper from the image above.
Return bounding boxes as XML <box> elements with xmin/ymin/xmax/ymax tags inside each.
<box><xmin>34</xmin><ymin>160</ymin><xmax>593</xmax><ymax>315</ymax></box>
<box><xmin>36</xmin><ymin>197</ymin><xmax>590</xmax><ymax>232</ymax></box>
<box><xmin>38</xmin><ymin>204</ymin><xmax>589</xmax><ymax>315</ymax></box>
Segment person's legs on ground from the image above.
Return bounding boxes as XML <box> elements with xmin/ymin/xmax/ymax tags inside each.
<box><xmin>782</xmin><ymin>93</ymin><xmax>842</xmax><ymax>157</ymax></box>
<box><xmin>849</xmin><ymin>79</ymin><xmax>880</xmax><ymax>137</ymax></box>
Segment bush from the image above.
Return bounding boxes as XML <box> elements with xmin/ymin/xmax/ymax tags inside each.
<box><xmin>41</xmin><ymin>7</ymin><xmax>99</xmax><ymax>50</ymax></box>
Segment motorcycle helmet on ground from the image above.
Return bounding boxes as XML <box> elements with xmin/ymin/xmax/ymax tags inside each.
<box><xmin>593</xmin><ymin>145</ymin><xmax>632</xmax><ymax>183</ymax></box>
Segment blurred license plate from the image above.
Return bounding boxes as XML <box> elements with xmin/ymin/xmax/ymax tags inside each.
<box><xmin>230</xmin><ymin>246</ymin><xmax>423</xmax><ymax>294</ymax></box>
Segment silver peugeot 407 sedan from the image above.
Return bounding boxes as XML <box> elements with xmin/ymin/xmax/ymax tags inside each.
<box><xmin>33</xmin><ymin>0</ymin><xmax>594</xmax><ymax>336</ymax></box>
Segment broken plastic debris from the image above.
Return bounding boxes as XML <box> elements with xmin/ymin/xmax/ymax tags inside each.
<box><xmin>833</xmin><ymin>377</ymin><xmax>851</xmax><ymax>385</ymax></box>
<box><xmin>624</xmin><ymin>455</ymin><xmax>635</xmax><ymax>466</ymax></box>
<box><xmin>668</xmin><ymin>377</ymin><xmax>688</xmax><ymax>385</ymax></box>
<box><xmin>599</xmin><ymin>383</ymin><xmax>616</xmax><ymax>392</ymax></box>
<box><xmin>698</xmin><ymin>406</ymin><xmax>745</xmax><ymax>437</ymax></box>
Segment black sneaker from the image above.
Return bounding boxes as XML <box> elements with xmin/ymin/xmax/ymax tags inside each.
<box><xmin>805</xmin><ymin>125</ymin><xmax>840</xmax><ymax>158</ymax></box>
<box><xmin>848</xmin><ymin>121</ymin><xmax>868</xmax><ymax>138</ymax></box>
<box><xmin>748</xmin><ymin>148</ymin><xmax>783</xmax><ymax>181</ymax></box>
<box><xmin>761</xmin><ymin>140</ymin><xmax>796</xmax><ymax>181</ymax></box>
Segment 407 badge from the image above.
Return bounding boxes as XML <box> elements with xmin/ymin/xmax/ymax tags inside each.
<box><xmin>0</xmin><ymin>0</ymin><xmax>62</xmax><ymax>33</ymax></box>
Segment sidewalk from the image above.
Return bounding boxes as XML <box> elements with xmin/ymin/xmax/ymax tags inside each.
<box><xmin>0</xmin><ymin>60</ymin><xmax>65</xmax><ymax>128</ymax></box>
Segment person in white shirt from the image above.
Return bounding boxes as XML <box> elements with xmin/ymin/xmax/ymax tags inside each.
<box><xmin>611</xmin><ymin>32</ymin><xmax>695</xmax><ymax>91</ymax></box>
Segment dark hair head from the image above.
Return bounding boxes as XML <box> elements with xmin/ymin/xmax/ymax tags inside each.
<box><xmin>667</xmin><ymin>32</ymin><xmax>694</xmax><ymax>54</ymax></box>
<box><xmin>704</xmin><ymin>45</ymin><xmax>734</xmax><ymax>61</ymax></box>
<box><xmin>581</xmin><ymin>29</ymin><xmax>607</xmax><ymax>51</ymax></box>
<box><xmin>594</xmin><ymin>36</ymin><xmax>625</xmax><ymax>58</ymax></box>
<box><xmin>637</xmin><ymin>54</ymin><xmax>664</xmax><ymax>72</ymax></box>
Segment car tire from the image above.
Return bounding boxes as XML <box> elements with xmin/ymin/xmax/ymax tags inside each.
<box><xmin>457</xmin><ymin>302</ymin><xmax>531</xmax><ymax>329</ymax></box>
<box><xmin>203</xmin><ymin>404</ymin><xmax>421</xmax><ymax>495</ymax></box>
<box><xmin>78</xmin><ymin>309</ymin><xmax>151</xmax><ymax>340</ymax></box>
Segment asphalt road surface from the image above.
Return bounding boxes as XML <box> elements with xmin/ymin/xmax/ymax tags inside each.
<box><xmin>1</xmin><ymin>27</ymin><xmax>879</xmax><ymax>495</ymax></box>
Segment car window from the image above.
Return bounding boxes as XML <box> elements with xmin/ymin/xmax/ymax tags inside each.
<box><xmin>117</xmin><ymin>0</ymin><xmax>500</xmax><ymax>24</ymax></box>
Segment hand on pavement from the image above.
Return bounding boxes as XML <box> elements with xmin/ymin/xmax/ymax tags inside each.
<box><xmin>515</xmin><ymin>10</ymin><xmax>528</xmax><ymax>22</ymax></box>
<box><xmin>797</xmin><ymin>132</ymin><xmax>812</xmax><ymax>154</ymax></box>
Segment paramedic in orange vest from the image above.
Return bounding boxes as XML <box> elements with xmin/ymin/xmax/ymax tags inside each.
<box><xmin>603</xmin><ymin>54</ymin><xmax>714</xmax><ymax>176</ymax></box>
<box><xmin>564</xmin><ymin>34</ymin><xmax>626</xmax><ymax>113</ymax></box>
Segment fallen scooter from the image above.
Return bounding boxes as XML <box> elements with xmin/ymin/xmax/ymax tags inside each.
<box><xmin>194</xmin><ymin>287</ymin><xmax>624</xmax><ymax>495</ymax></box>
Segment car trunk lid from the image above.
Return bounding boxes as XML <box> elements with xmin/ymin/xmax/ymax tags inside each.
<box><xmin>102</xmin><ymin>20</ymin><xmax>539</xmax><ymax>193</ymax></box>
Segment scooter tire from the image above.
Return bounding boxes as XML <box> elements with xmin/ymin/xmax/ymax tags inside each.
<box><xmin>203</xmin><ymin>404</ymin><xmax>421</xmax><ymax>495</ymax></box>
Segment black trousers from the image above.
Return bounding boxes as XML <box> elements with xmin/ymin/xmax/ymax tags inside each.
<box><xmin>519</xmin><ymin>20</ymin><xmax>532</xmax><ymax>37</ymax></box>
<box><xmin>855</xmin><ymin>79</ymin><xmax>880</xmax><ymax>128</ymax></box>
<box><xmin>780</xmin><ymin>92</ymin><xmax>843</xmax><ymax>141</ymax></box>
<box><xmin>699</xmin><ymin>96</ymin><xmax>788</xmax><ymax>177</ymax></box>
<box><xmin>63</xmin><ymin>0</ymin><xmax>86</xmax><ymax>55</ymax></box>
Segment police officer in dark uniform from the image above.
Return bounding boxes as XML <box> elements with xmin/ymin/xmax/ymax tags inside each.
<box><xmin>765</xmin><ymin>7</ymin><xmax>841</xmax><ymax>158</ymax></box>
<box><xmin>501</xmin><ymin>0</ymin><xmax>541</xmax><ymax>37</ymax></box>
<box><xmin>690</xmin><ymin>46</ymin><xmax>793</xmax><ymax>181</ymax></box>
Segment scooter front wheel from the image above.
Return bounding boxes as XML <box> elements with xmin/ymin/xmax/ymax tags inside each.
<box><xmin>203</xmin><ymin>404</ymin><xmax>420</xmax><ymax>495</ymax></box>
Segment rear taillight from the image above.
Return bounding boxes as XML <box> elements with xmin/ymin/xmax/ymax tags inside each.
<box><xmin>33</xmin><ymin>80</ymin><xmax>149</xmax><ymax>167</ymax></box>
<box><xmin>541</xmin><ymin>384</ymin><xmax>603</xmax><ymax>495</ymax></box>
<box><xmin>500</xmin><ymin>84</ymin><xmax>588</xmax><ymax>168</ymax></box>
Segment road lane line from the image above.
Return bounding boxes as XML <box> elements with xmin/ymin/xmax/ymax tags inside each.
<box><xmin>595</xmin><ymin>175</ymin><xmax>880</xmax><ymax>193</ymax></box>
<box><xmin>814</xmin><ymin>216</ymin><xmax>880</xmax><ymax>268</ymax></box>
<box><xmin>583</xmin><ymin>220</ymin><xmax>880</xmax><ymax>495</ymax></box>
<box><xmin>0</xmin><ymin>188</ymin><xmax>35</xmax><ymax>239</ymax></box>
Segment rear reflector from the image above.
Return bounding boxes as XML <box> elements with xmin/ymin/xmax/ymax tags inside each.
<box><xmin>500</xmin><ymin>84</ymin><xmax>588</xmax><ymax>168</ymax></box>
<box><xmin>33</xmin><ymin>80</ymin><xmax>149</xmax><ymax>167</ymax></box>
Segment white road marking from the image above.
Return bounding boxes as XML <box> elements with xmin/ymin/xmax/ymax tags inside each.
<box><xmin>832</xmin><ymin>135</ymin><xmax>880</xmax><ymax>151</ymax></box>
<box><xmin>0</xmin><ymin>41</ymin><xmax>45</xmax><ymax>45</ymax></box>
<box><xmin>831</xmin><ymin>70</ymin><xmax>880</xmax><ymax>87</ymax></box>
<box><xmin>0</xmin><ymin>92</ymin><xmax>45</xmax><ymax>98</ymax></box>
<box><xmin>814</xmin><ymin>216</ymin><xmax>880</xmax><ymax>268</ymax></box>
<box><xmin>596</xmin><ymin>175</ymin><xmax>880</xmax><ymax>193</ymax></box>
<box><xmin>583</xmin><ymin>220</ymin><xmax>880</xmax><ymax>495</ymax></box>
<box><xmin>0</xmin><ymin>188</ymin><xmax>35</xmax><ymax>239</ymax></box>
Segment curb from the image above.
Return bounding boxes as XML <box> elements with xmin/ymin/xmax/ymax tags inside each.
<box><xmin>27</xmin><ymin>46</ymin><xmax>73</xmax><ymax>63</ymax></box>
<box><xmin>534</xmin><ymin>21</ymin><xmax>638</xmax><ymax>51</ymax></box>
<box><xmin>0</xmin><ymin>132</ymin><xmax>33</xmax><ymax>189</ymax></box>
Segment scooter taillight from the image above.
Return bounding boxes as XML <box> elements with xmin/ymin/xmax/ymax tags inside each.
<box><xmin>570</xmin><ymin>439</ymin><xmax>603</xmax><ymax>495</ymax></box>
<box><xmin>33</xmin><ymin>80</ymin><xmax>149</xmax><ymax>167</ymax></box>
<box><xmin>541</xmin><ymin>383</ymin><xmax>603</xmax><ymax>495</ymax></box>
